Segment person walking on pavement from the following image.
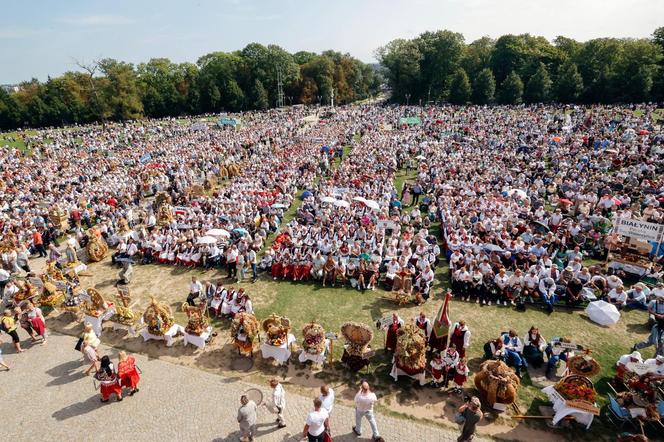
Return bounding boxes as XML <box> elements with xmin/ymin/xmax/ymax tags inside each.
<box><xmin>302</xmin><ymin>397</ymin><xmax>330</xmax><ymax>442</ymax></box>
<box><xmin>352</xmin><ymin>381</ymin><xmax>380</xmax><ymax>440</ymax></box>
<box><xmin>270</xmin><ymin>378</ymin><xmax>287</xmax><ymax>428</ymax></box>
<box><xmin>237</xmin><ymin>395</ymin><xmax>257</xmax><ymax>442</ymax></box>
<box><xmin>319</xmin><ymin>384</ymin><xmax>335</xmax><ymax>430</ymax></box>
<box><xmin>456</xmin><ymin>396</ymin><xmax>482</xmax><ymax>442</ymax></box>
<box><xmin>1</xmin><ymin>309</ymin><xmax>24</xmax><ymax>353</ymax></box>
<box><xmin>33</xmin><ymin>229</ymin><xmax>47</xmax><ymax>258</ymax></box>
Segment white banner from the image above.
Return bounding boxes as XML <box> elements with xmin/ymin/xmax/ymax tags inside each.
<box><xmin>615</xmin><ymin>218</ymin><xmax>664</xmax><ymax>242</ymax></box>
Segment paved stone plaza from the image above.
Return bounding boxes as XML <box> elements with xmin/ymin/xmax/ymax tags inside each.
<box><xmin>0</xmin><ymin>333</ymin><xmax>484</xmax><ymax>441</ymax></box>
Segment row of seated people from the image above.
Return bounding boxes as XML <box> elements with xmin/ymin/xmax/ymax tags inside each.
<box><xmin>483</xmin><ymin>327</ymin><xmax>577</xmax><ymax>379</ymax></box>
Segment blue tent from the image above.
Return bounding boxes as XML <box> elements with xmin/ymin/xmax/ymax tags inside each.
<box><xmin>300</xmin><ymin>190</ymin><xmax>313</xmax><ymax>200</ymax></box>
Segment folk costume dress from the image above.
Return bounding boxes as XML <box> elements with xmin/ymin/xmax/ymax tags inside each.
<box><xmin>385</xmin><ymin>316</ymin><xmax>404</xmax><ymax>352</ymax></box>
<box><xmin>118</xmin><ymin>355</ymin><xmax>140</xmax><ymax>390</ymax></box>
<box><xmin>96</xmin><ymin>365</ymin><xmax>122</xmax><ymax>401</ymax></box>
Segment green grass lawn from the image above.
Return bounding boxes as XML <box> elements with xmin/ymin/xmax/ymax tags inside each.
<box><xmin>0</xmin><ymin>132</ymin><xmax>31</xmax><ymax>154</ymax></box>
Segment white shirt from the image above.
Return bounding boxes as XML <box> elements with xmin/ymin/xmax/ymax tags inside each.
<box><xmin>644</xmin><ymin>359</ymin><xmax>664</xmax><ymax>375</ymax></box>
<box><xmin>319</xmin><ymin>389</ymin><xmax>335</xmax><ymax>414</ymax></box>
<box><xmin>305</xmin><ymin>408</ymin><xmax>329</xmax><ymax>437</ymax></box>
<box><xmin>354</xmin><ymin>391</ymin><xmax>377</xmax><ymax>413</ymax></box>
<box><xmin>272</xmin><ymin>383</ymin><xmax>286</xmax><ymax>409</ymax></box>
<box><xmin>190</xmin><ymin>280</ymin><xmax>203</xmax><ymax>294</ymax></box>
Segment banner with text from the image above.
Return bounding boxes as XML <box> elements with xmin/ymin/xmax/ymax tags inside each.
<box><xmin>615</xmin><ymin>218</ymin><xmax>664</xmax><ymax>242</ymax></box>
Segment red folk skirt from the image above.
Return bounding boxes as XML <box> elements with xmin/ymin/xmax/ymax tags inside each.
<box><xmin>120</xmin><ymin>369</ymin><xmax>140</xmax><ymax>389</ymax></box>
<box><xmin>100</xmin><ymin>381</ymin><xmax>123</xmax><ymax>400</ymax></box>
<box><xmin>30</xmin><ymin>317</ymin><xmax>46</xmax><ymax>337</ymax></box>
<box><xmin>453</xmin><ymin>372</ymin><xmax>467</xmax><ymax>386</ymax></box>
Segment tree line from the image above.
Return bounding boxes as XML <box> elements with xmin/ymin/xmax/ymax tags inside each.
<box><xmin>0</xmin><ymin>43</ymin><xmax>381</xmax><ymax>130</ymax></box>
<box><xmin>377</xmin><ymin>28</ymin><xmax>664</xmax><ymax>105</ymax></box>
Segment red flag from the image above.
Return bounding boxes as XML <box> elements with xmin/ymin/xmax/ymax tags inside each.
<box><xmin>432</xmin><ymin>291</ymin><xmax>451</xmax><ymax>338</ymax></box>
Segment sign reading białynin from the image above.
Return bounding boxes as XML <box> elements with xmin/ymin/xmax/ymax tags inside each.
<box><xmin>615</xmin><ymin>218</ymin><xmax>664</xmax><ymax>242</ymax></box>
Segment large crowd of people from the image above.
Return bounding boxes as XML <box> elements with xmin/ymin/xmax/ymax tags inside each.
<box><xmin>1</xmin><ymin>103</ymin><xmax>664</xmax><ymax>440</ymax></box>
<box><xmin>1</xmin><ymin>104</ymin><xmax>664</xmax><ymax>318</ymax></box>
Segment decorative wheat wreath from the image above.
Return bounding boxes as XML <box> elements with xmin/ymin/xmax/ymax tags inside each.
<box><xmin>341</xmin><ymin>321</ymin><xmax>373</xmax><ymax>357</ymax></box>
<box><xmin>82</xmin><ymin>287</ymin><xmax>107</xmax><ymax>317</ymax></box>
<box><xmin>231</xmin><ymin>312</ymin><xmax>259</xmax><ymax>356</ymax></box>
<box><xmin>567</xmin><ymin>354</ymin><xmax>601</xmax><ymax>377</ymax></box>
<box><xmin>261</xmin><ymin>313</ymin><xmax>291</xmax><ymax>347</ymax></box>
<box><xmin>395</xmin><ymin>323</ymin><xmax>427</xmax><ymax>373</ymax></box>
<box><xmin>181</xmin><ymin>302</ymin><xmax>209</xmax><ymax>336</ymax></box>
<box><xmin>474</xmin><ymin>360</ymin><xmax>521</xmax><ymax>406</ymax></box>
<box><xmin>86</xmin><ymin>233</ymin><xmax>108</xmax><ymax>262</ymax></box>
<box><xmin>302</xmin><ymin>321</ymin><xmax>326</xmax><ymax>354</ymax></box>
<box><xmin>142</xmin><ymin>297</ymin><xmax>174</xmax><ymax>336</ymax></box>
<box><xmin>554</xmin><ymin>375</ymin><xmax>596</xmax><ymax>403</ymax></box>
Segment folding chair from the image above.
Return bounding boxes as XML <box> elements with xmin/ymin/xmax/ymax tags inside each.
<box><xmin>605</xmin><ymin>393</ymin><xmax>635</xmax><ymax>430</ymax></box>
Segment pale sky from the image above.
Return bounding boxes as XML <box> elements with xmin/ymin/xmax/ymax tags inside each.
<box><xmin>1</xmin><ymin>0</ymin><xmax>662</xmax><ymax>84</ymax></box>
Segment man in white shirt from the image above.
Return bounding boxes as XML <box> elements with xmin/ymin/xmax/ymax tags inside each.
<box><xmin>303</xmin><ymin>397</ymin><xmax>329</xmax><ymax>442</ymax></box>
<box><xmin>187</xmin><ymin>276</ymin><xmax>203</xmax><ymax>306</ymax></box>
<box><xmin>352</xmin><ymin>381</ymin><xmax>380</xmax><ymax>440</ymax></box>
<box><xmin>226</xmin><ymin>246</ymin><xmax>239</xmax><ymax>279</ymax></box>
<box><xmin>270</xmin><ymin>379</ymin><xmax>287</xmax><ymax>428</ymax></box>
<box><xmin>319</xmin><ymin>384</ymin><xmax>335</xmax><ymax>416</ymax></box>
<box><xmin>607</xmin><ymin>285</ymin><xmax>627</xmax><ymax>309</ymax></box>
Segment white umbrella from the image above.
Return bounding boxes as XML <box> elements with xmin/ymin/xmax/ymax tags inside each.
<box><xmin>206</xmin><ymin>228</ymin><xmax>230</xmax><ymax>238</ymax></box>
<box><xmin>416</xmin><ymin>155</ymin><xmax>426</xmax><ymax>160</ymax></box>
<box><xmin>585</xmin><ymin>300</ymin><xmax>620</xmax><ymax>326</ymax></box>
<box><xmin>363</xmin><ymin>199</ymin><xmax>380</xmax><ymax>210</ymax></box>
<box><xmin>271</xmin><ymin>203</ymin><xmax>287</xmax><ymax>209</ymax></box>
<box><xmin>197</xmin><ymin>236</ymin><xmax>218</xmax><ymax>245</ymax></box>
<box><xmin>321</xmin><ymin>196</ymin><xmax>336</xmax><ymax>203</ymax></box>
<box><xmin>352</xmin><ymin>196</ymin><xmax>366</xmax><ymax>203</ymax></box>
<box><xmin>333</xmin><ymin>200</ymin><xmax>350</xmax><ymax>208</ymax></box>
<box><xmin>507</xmin><ymin>189</ymin><xmax>528</xmax><ymax>199</ymax></box>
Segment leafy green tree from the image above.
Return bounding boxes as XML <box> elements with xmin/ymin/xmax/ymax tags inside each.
<box><xmin>252</xmin><ymin>79</ymin><xmax>269</xmax><ymax>109</ymax></box>
<box><xmin>0</xmin><ymin>88</ymin><xmax>22</xmax><ymax>129</ymax></box>
<box><xmin>491</xmin><ymin>35</ymin><xmax>529</xmax><ymax>84</ymax></box>
<box><xmin>652</xmin><ymin>27</ymin><xmax>664</xmax><ymax>101</ymax></box>
<box><xmin>376</xmin><ymin>38</ymin><xmax>422</xmax><ymax>103</ymax></box>
<box><xmin>499</xmin><ymin>71</ymin><xmax>523</xmax><ymax>104</ymax></box>
<box><xmin>415</xmin><ymin>30</ymin><xmax>465</xmax><ymax>101</ymax></box>
<box><xmin>524</xmin><ymin>63</ymin><xmax>552</xmax><ymax>103</ymax></box>
<box><xmin>449</xmin><ymin>68</ymin><xmax>472</xmax><ymax>104</ymax></box>
<box><xmin>614</xmin><ymin>39</ymin><xmax>661</xmax><ymax>102</ymax></box>
<box><xmin>555</xmin><ymin>60</ymin><xmax>584</xmax><ymax>103</ymax></box>
<box><xmin>98</xmin><ymin>59</ymin><xmax>143</xmax><ymax>120</ymax></box>
<box><xmin>472</xmin><ymin>68</ymin><xmax>496</xmax><ymax>104</ymax></box>
<box><xmin>461</xmin><ymin>37</ymin><xmax>494</xmax><ymax>79</ymax></box>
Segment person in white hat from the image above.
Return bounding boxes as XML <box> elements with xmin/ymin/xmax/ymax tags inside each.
<box><xmin>616</xmin><ymin>351</ymin><xmax>642</xmax><ymax>379</ymax></box>
<box><xmin>643</xmin><ymin>355</ymin><xmax>664</xmax><ymax>376</ymax></box>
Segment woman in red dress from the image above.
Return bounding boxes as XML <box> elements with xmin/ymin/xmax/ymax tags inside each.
<box><xmin>384</xmin><ymin>313</ymin><xmax>403</xmax><ymax>352</ymax></box>
<box><xmin>271</xmin><ymin>252</ymin><xmax>283</xmax><ymax>279</ymax></box>
<box><xmin>97</xmin><ymin>355</ymin><xmax>123</xmax><ymax>402</ymax></box>
<box><xmin>117</xmin><ymin>351</ymin><xmax>140</xmax><ymax>396</ymax></box>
